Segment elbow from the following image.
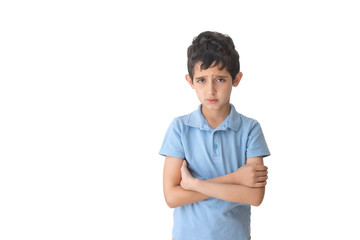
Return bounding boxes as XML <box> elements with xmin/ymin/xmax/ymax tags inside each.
<box><xmin>164</xmin><ymin>194</ymin><xmax>178</xmax><ymax>208</ymax></box>
<box><xmin>251</xmin><ymin>197</ymin><xmax>264</xmax><ymax>207</ymax></box>
<box><xmin>165</xmin><ymin>200</ymin><xmax>177</xmax><ymax>209</ymax></box>
<box><xmin>249</xmin><ymin>187</ymin><xmax>265</xmax><ymax>207</ymax></box>
<box><xmin>164</xmin><ymin>185</ymin><xmax>184</xmax><ymax>208</ymax></box>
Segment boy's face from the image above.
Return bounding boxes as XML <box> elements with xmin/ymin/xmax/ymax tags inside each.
<box><xmin>186</xmin><ymin>62</ymin><xmax>242</xmax><ymax>113</ymax></box>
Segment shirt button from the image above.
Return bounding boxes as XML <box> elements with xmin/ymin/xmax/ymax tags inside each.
<box><xmin>214</xmin><ymin>144</ymin><xmax>218</xmax><ymax>149</ymax></box>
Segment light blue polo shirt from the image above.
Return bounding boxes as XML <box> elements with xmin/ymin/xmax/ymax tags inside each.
<box><xmin>159</xmin><ymin>104</ymin><xmax>270</xmax><ymax>240</ymax></box>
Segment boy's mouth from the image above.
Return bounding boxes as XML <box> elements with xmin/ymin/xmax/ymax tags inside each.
<box><xmin>206</xmin><ymin>99</ymin><xmax>218</xmax><ymax>104</ymax></box>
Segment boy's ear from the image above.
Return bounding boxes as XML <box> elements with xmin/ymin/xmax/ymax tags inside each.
<box><xmin>185</xmin><ymin>74</ymin><xmax>195</xmax><ymax>89</ymax></box>
<box><xmin>232</xmin><ymin>72</ymin><xmax>243</xmax><ymax>87</ymax></box>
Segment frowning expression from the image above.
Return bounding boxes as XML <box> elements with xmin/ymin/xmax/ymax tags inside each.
<box><xmin>186</xmin><ymin>62</ymin><xmax>242</xmax><ymax>112</ymax></box>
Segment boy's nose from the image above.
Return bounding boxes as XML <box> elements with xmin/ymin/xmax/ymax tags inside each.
<box><xmin>208</xmin><ymin>81</ymin><xmax>216</xmax><ymax>95</ymax></box>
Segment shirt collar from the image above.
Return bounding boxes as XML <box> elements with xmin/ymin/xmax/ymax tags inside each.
<box><xmin>185</xmin><ymin>104</ymin><xmax>241</xmax><ymax>131</ymax></box>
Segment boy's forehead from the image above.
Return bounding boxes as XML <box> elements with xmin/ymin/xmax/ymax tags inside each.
<box><xmin>193</xmin><ymin>61</ymin><xmax>230</xmax><ymax>76</ymax></box>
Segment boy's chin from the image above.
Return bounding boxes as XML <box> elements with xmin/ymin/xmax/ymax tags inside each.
<box><xmin>201</xmin><ymin>102</ymin><xmax>229</xmax><ymax>110</ymax></box>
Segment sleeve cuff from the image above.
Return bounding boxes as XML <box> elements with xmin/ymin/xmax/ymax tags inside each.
<box><xmin>246</xmin><ymin>150</ymin><xmax>271</xmax><ymax>159</ymax></box>
<box><xmin>159</xmin><ymin>151</ymin><xmax>185</xmax><ymax>159</ymax></box>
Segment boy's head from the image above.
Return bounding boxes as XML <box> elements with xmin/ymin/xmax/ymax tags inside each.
<box><xmin>187</xmin><ymin>31</ymin><xmax>240</xmax><ymax>81</ymax></box>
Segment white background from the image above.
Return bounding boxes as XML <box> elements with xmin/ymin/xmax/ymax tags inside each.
<box><xmin>1</xmin><ymin>0</ymin><xmax>359</xmax><ymax>239</ymax></box>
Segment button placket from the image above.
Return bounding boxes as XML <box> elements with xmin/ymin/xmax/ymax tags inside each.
<box><xmin>212</xmin><ymin>130</ymin><xmax>220</xmax><ymax>158</ymax></box>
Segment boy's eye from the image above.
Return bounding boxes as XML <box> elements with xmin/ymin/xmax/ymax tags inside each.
<box><xmin>197</xmin><ymin>79</ymin><xmax>205</xmax><ymax>83</ymax></box>
<box><xmin>217</xmin><ymin>78</ymin><xmax>225</xmax><ymax>82</ymax></box>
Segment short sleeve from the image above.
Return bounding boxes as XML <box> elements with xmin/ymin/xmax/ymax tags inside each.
<box><xmin>246</xmin><ymin>121</ymin><xmax>270</xmax><ymax>159</ymax></box>
<box><xmin>159</xmin><ymin>118</ymin><xmax>185</xmax><ymax>159</ymax></box>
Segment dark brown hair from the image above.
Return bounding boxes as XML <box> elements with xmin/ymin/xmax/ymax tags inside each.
<box><xmin>187</xmin><ymin>31</ymin><xmax>240</xmax><ymax>81</ymax></box>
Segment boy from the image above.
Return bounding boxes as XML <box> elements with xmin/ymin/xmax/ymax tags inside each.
<box><xmin>159</xmin><ymin>31</ymin><xmax>270</xmax><ymax>240</ymax></box>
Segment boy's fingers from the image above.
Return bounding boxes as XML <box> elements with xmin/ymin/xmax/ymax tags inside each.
<box><xmin>257</xmin><ymin>176</ymin><xmax>268</xmax><ymax>182</ymax></box>
<box><xmin>255</xmin><ymin>170</ymin><xmax>268</xmax><ymax>177</ymax></box>
<box><xmin>254</xmin><ymin>165</ymin><xmax>268</xmax><ymax>171</ymax></box>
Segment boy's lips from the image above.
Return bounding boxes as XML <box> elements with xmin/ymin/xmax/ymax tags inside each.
<box><xmin>207</xmin><ymin>99</ymin><xmax>218</xmax><ymax>103</ymax></box>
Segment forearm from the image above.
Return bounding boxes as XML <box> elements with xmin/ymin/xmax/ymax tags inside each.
<box><xmin>165</xmin><ymin>185</ymin><xmax>208</xmax><ymax>208</ymax></box>
<box><xmin>207</xmin><ymin>171</ymin><xmax>236</xmax><ymax>184</ymax></box>
<box><xmin>191</xmin><ymin>179</ymin><xmax>265</xmax><ymax>206</ymax></box>
<box><xmin>165</xmin><ymin>172</ymin><xmax>237</xmax><ymax>208</ymax></box>
<box><xmin>165</xmin><ymin>157</ymin><xmax>267</xmax><ymax>208</ymax></box>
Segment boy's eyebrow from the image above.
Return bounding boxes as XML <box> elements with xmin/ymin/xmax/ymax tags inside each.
<box><xmin>194</xmin><ymin>75</ymin><xmax>229</xmax><ymax>80</ymax></box>
<box><xmin>195</xmin><ymin>75</ymin><xmax>228</xmax><ymax>78</ymax></box>
<box><xmin>214</xmin><ymin>75</ymin><xmax>228</xmax><ymax>78</ymax></box>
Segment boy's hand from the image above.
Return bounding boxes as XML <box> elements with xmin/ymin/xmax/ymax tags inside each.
<box><xmin>180</xmin><ymin>160</ymin><xmax>197</xmax><ymax>191</ymax></box>
<box><xmin>232</xmin><ymin>163</ymin><xmax>268</xmax><ymax>188</ymax></box>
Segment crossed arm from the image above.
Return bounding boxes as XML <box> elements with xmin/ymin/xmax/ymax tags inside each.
<box><xmin>163</xmin><ymin>156</ymin><xmax>268</xmax><ymax>208</ymax></box>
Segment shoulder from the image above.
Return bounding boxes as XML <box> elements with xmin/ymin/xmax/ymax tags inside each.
<box><xmin>237</xmin><ymin>113</ymin><xmax>261</xmax><ymax>131</ymax></box>
<box><xmin>229</xmin><ymin>104</ymin><xmax>261</xmax><ymax>132</ymax></box>
<box><xmin>169</xmin><ymin>114</ymin><xmax>188</xmax><ymax>127</ymax></box>
<box><xmin>168</xmin><ymin>106</ymin><xmax>201</xmax><ymax>129</ymax></box>
<box><xmin>165</xmin><ymin>112</ymin><xmax>193</xmax><ymax>134</ymax></box>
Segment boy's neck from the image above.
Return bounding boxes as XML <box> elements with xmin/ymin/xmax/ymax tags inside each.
<box><xmin>201</xmin><ymin>103</ymin><xmax>231</xmax><ymax>130</ymax></box>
